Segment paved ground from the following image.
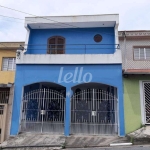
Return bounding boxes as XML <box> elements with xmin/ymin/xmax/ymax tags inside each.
<box><xmin>0</xmin><ymin>133</ymin><xmax>129</xmax><ymax>149</ymax></box>
<box><xmin>0</xmin><ymin>133</ymin><xmax>65</xmax><ymax>148</ymax></box>
<box><xmin>65</xmin><ymin>135</ymin><xmax>128</xmax><ymax>148</ymax></box>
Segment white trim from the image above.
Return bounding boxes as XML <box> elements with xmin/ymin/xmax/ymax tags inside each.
<box><xmin>114</xmin><ymin>24</ymin><xmax>119</xmax><ymax>51</ymax></box>
<box><xmin>24</xmin><ymin>27</ymin><xmax>30</xmax><ymax>53</ymax></box>
<box><xmin>16</xmin><ymin>50</ymin><xmax>122</xmax><ymax>64</ymax></box>
<box><xmin>139</xmin><ymin>80</ymin><xmax>150</xmax><ymax>125</ymax></box>
<box><xmin>139</xmin><ymin>80</ymin><xmax>145</xmax><ymax>124</ymax></box>
<box><xmin>25</xmin><ymin>14</ymin><xmax>119</xmax><ymax>29</ymax></box>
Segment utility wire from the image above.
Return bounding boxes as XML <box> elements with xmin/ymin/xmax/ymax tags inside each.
<box><xmin>0</xmin><ymin>14</ymin><xmax>119</xmax><ymax>38</ymax></box>
<box><xmin>0</xmin><ymin>5</ymin><xmax>119</xmax><ymax>37</ymax></box>
<box><xmin>0</xmin><ymin>5</ymin><xmax>78</xmax><ymax>28</ymax></box>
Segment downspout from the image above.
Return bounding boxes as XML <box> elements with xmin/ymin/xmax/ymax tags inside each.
<box><xmin>114</xmin><ymin>24</ymin><xmax>119</xmax><ymax>52</ymax></box>
<box><xmin>24</xmin><ymin>24</ymin><xmax>31</xmax><ymax>53</ymax></box>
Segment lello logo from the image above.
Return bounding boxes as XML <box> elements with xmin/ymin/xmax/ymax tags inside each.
<box><xmin>58</xmin><ymin>67</ymin><xmax>93</xmax><ymax>83</ymax></box>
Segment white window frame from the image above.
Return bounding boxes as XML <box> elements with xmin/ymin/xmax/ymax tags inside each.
<box><xmin>134</xmin><ymin>47</ymin><xmax>150</xmax><ymax>60</ymax></box>
<box><xmin>2</xmin><ymin>57</ymin><xmax>16</xmax><ymax>71</ymax></box>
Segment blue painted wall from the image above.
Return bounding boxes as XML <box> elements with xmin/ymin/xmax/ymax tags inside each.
<box><xmin>11</xmin><ymin>64</ymin><xmax>125</xmax><ymax>136</ymax></box>
<box><xmin>26</xmin><ymin>27</ymin><xmax>115</xmax><ymax>54</ymax></box>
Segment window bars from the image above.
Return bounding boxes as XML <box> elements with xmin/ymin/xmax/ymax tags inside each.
<box><xmin>0</xmin><ymin>91</ymin><xmax>9</xmax><ymax>104</ymax></box>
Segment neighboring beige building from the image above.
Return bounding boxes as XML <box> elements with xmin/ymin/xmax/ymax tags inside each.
<box><xmin>119</xmin><ymin>31</ymin><xmax>150</xmax><ymax>134</ymax></box>
<box><xmin>0</xmin><ymin>42</ymin><xmax>24</xmax><ymax>143</ymax></box>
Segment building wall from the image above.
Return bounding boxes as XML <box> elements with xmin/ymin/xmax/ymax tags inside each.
<box><xmin>119</xmin><ymin>36</ymin><xmax>150</xmax><ymax>70</ymax></box>
<box><xmin>10</xmin><ymin>64</ymin><xmax>125</xmax><ymax>136</ymax></box>
<box><xmin>27</xmin><ymin>27</ymin><xmax>115</xmax><ymax>54</ymax></box>
<box><xmin>124</xmin><ymin>75</ymin><xmax>150</xmax><ymax>134</ymax></box>
<box><xmin>5</xmin><ymin>85</ymin><xmax>14</xmax><ymax>140</ymax></box>
<box><xmin>0</xmin><ymin>50</ymin><xmax>16</xmax><ymax>84</ymax></box>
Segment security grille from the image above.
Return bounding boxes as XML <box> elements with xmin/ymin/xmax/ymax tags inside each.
<box><xmin>0</xmin><ymin>91</ymin><xmax>9</xmax><ymax>143</ymax></box>
<box><xmin>143</xmin><ymin>82</ymin><xmax>150</xmax><ymax>124</ymax></box>
<box><xmin>0</xmin><ymin>91</ymin><xmax>10</xmax><ymax>104</ymax></box>
<box><xmin>71</xmin><ymin>89</ymin><xmax>118</xmax><ymax>135</ymax></box>
<box><xmin>21</xmin><ymin>89</ymin><xmax>65</xmax><ymax>134</ymax></box>
<box><xmin>0</xmin><ymin>105</ymin><xmax>4</xmax><ymax>143</ymax></box>
<box><xmin>0</xmin><ymin>104</ymin><xmax>7</xmax><ymax>144</ymax></box>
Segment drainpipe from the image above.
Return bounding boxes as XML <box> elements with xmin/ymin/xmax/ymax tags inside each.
<box><xmin>24</xmin><ymin>25</ymin><xmax>31</xmax><ymax>53</ymax></box>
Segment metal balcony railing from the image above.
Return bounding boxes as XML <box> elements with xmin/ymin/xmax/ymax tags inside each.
<box><xmin>22</xmin><ymin>44</ymin><xmax>120</xmax><ymax>54</ymax></box>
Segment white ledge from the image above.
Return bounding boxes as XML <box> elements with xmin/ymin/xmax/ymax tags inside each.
<box><xmin>16</xmin><ymin>50</ymin><xmax>122</xmax><ymax>64</ymax></box>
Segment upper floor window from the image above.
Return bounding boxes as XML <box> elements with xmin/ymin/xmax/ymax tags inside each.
<box><xmin>2</xmin><ymin>57</ymin><xmax>16</xmax><ymax>71</ymax></box>
<box><xmin>47</xmin><ymin>36</ymin><xmax>65</xmax><ymax>54</ymax></box>
<box><xmin>134</xmin><ymin>47</ymin><xmax>150</xmax><ymax>60</ymax></box>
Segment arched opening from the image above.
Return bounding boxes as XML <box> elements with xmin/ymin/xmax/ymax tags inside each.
<box><xmin>21</xmin><ymin>82</ymin><xmax>66</xmax><ymax>134</ymax></box>
<box><xmin>71</xmin><ymin>82</ymin><xmax>118</xmax><ymax>135</ymax></box>
<box><xmin>47</xmin><ymin>36</ymin><xmax>65</xmax><ymax>54</ymax></box>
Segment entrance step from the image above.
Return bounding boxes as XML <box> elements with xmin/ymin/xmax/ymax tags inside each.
<box><xmin>0</xmin><ymin>133</ymin><xmax>129</xmax><ymax>149</ymax></box>
<box><xmin>127</xmin><ymin>126</ymin><xmax>150</xmax><ymax>145</ymax></box>
<box><xmin>0</xmin><ymin>133</ymin><xmax>65</xmax><ymax>149</ymax></box>
<box><xmin>65</xmin><ymin>135</ymin><xmax>129</xmax><ymax>148</ymax></box>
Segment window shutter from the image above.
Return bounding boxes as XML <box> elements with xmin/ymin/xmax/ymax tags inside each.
<box><xmin>8</xmin><ymin>58</ymin><xmax>13</xmax><ymax>70</ymax></box>
<box><xmin>2</xmin><ymin>58</ymin><xmax>8</xmax><ymax>70</ymax></box>
<box><xmin>13</xmin><ymin>58</ymin><xmax>16</xmax><ymax>70</ymax></box>
<box><xmin>57</xmin><ymin>37</ymin><xmax>65</xmax><ymax>54</ymax></box>
<box><xmin>2</xmin><ymin>58</ymin><xmax>16</xmax><ymax>71</ymax></box>
<box><xmin>140</xmin><ymin>48</ymin><xmax>145</xmax><ymax>60</ymax></box>
<box><xmin>48</xmin><ymin>36</ymin><xmax>65</xmax><ymax>54</ymax></box>
<box><xmin>134</xmin><ymin>48</ymin><xmax>140</xmax><ymax>60</ymax></box>
<box><xmin>146</xmin><ymin>48</ymin><xmax>150</xmax><ymax>60</ymax></box>
<box><xmin>49</xmin><ymin>38</ymin><xmax>56</xmax><ymax>54</ymax></box>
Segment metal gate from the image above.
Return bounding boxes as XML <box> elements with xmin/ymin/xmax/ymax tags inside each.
<box><xmin>71</xmin><ymin>89</ymin><xmax>118</xmax><ymax>135</ymax></box>
<box><xmin>21</xmin><ymin>89</ymin><xmax>65</xmax><ymax>133</ymax></box>
<box><xmin>143</xmin><ymin>82</ymin><xmax>150</xmax><ymax>124</ymax></box>
<box><xmin>0</xmin><ymin>91</ymin><xmax>9</xmax><ymax>143</ymax></box>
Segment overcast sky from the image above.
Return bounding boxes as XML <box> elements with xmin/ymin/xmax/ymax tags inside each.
<box><xmin>0</xmin><ymin>0</ymin><xmax>150</xmax><ymax>42</ymax></box>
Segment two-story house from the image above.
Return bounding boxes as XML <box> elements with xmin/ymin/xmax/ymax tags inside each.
<box><xmin>10</xmin><ymin>14</ymin><xmax>125</xmax><ymax>136</ymax></box>
<box><xmin>119</xmin><ymin>30</ymin><xmax>150</xmax><ymax>134</ymax></box>
<box><xmin>0</xmin><ymin>42</ymin><xmax>23</xmax><ymax>143</ymax></box>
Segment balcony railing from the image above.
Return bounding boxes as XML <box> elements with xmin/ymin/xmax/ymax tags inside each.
<box><xmin>23</xmin><ymin>44</ymin><xmax>120</xmax><ymax>54</ymax></box>
<box><xmin>16</xmin><ymin>44</ymin><xmax>122</xmax><ymax>64</ymax></box>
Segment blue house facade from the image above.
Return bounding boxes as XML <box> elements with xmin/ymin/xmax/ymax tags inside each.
<box><xmin>11</xmin><ymin>14</ymin><xmax>125</xmax><ymax>136</ymax></box>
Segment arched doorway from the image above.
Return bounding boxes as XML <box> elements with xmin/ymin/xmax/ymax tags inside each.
<box><xmin>20</xmin><ymin>82</ymin><xmax>66</xmax><ymax>134</ymax></box>
<box><xmin>71</xmin><ymin>82</ymin><xmax>118</xmax><ymax>135</ymax></box>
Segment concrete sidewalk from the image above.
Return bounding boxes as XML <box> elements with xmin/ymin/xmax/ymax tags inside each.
<box><xmin>0</xmin><ymin>133</ymin><xmax>65</xmax><ymax>149</ymax></box>
<box><xmin>0</xmin><ymin>133</ymin><xmax>129</xmax><ymax>149</ymax></box>
<box><xmin>65</xmin><ymin>135</ymin><xmax>128</xmax><ymax>148</ymax></box>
